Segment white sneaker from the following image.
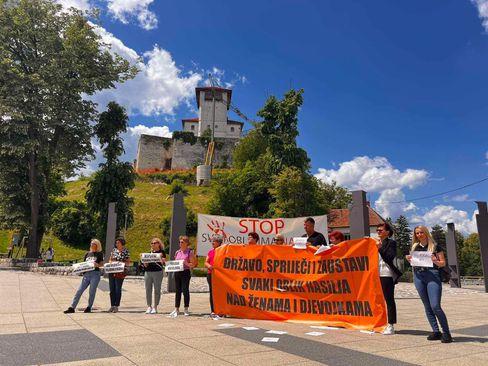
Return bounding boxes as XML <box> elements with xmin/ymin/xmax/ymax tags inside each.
<box><xmin>184</xmin><ymin>308</ymin><xmax>190</xmax><ymax>316</ymax></box>
<box><xmin>112</xmin><ymin>306</ymin><xmax>118</xmax><ymax>313</ymax></box>
<box><xmin>145</xmin><ymin>307</ymin><xmax>152</xmax><ymax>314</ymax></box>
<box><xmin>168</xmin><ymin>309</ymin><xmax>178</xmax><ymax>318</ymax></box>
<box><xmin>150</xmin><ymin>307</ymin><xmax>157</xmax><ymax>314</ymax></box>
<box><xmin>382</xmin><ymin>324</ymin><xmax>395</xmax><ymax>335</ymax></box>
<box><xmin>210</xmin><ymin>313</ymin><xmax>220</xmax><ymax>320</ymax></box>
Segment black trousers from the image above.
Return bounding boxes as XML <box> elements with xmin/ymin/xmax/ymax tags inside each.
<box><xmin>207</xmin><ymin>273</ymin><xmax>214</xmax><ymax>313</ymax></box>
<box><xmin>380</xmin><ymin>276</ymin><xmax>397</xmax><ymax>324</ymax></box>
<box><xmin>108</xmin><ymin>274</ymin><xmax>125</xmax><ymax>306</ymax></box>
<box><xmin>175</xmin><ymin>269</ymin><xmax>191</xmax><ymax>308</ymax></box>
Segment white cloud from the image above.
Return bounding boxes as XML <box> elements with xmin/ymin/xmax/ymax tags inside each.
<box><xmin>75</xmin><ymin>124</ymin><xmax>172</xmax><ymax>178</ymax></box>
<box><xmin>449</xmin><ymin>194</ymin><xmax>470</xmax><ymax>202</ymax></box>
<box><xmin>315</xmin><ymin>156</ymin><xmax>428</xmax><ymax>192</ymax></box>
<box><xmin>411</xmin><ymin>205</ymin><xmax>478</xmax><ymax>234</ymax></box>
<box><xmin>56</xmin><ymin>0</ymin><xmax>92</xmax><ymax>11</ymax></box>
<box><xmin>472</xmin><ymin>0</ymin><xmax>488</xmax><ymax>31</ymax></box>
<box><xmin>315</xmin><ymin>156</ymin><xmax>429</xmax><ymax>219</ymax></box>
<box><xmin>375</xmin><ymin>188</ymin><xmax>417</xmax><ymax>219</ymax></box>
<box><xmin>107</xmin><ymin>0</ymin><xmax>158</xmax><ymax>30</ymax></box>
<box><xmin>91</xmin><ymin>26</ymin><xmax>202</xmax><ymax>116</ymax></box>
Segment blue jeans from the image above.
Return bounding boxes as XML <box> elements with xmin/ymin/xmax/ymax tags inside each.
<box><xmin>71</xmin><ymin>270</ymin><xmax>101</xmax><ymax>309</ymax></box>
<box><xmin>109</xmin><ymin>274</ymin><xmax>125</xmax><ymax>306</ymax></box>
<box><xmin>414</xmin><ymin>269</ymin><xmax>450</xmax><ymax>334</ymax></box>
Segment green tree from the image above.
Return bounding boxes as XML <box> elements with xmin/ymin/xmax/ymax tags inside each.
<box><xmin>232</xmin><ymin>128</ymin><xmax>268</xmax><ymax>169</ymax></box>
<box><xmin>0</xmin><ymin>0</ymin><xmax>136</xmax><ymax>257</ymax></box>
<box><xmin>86</xmin><ymin>102</ymin><xmax>137</xmax><ymax>239</ymax></box>
<box><xmin>394</xmin><ymin>215</ymin><xmax>412</xmax><ymax>256</ymax></box>
<box><xmin>50</xmin><ymin>201</ymin><xmax>97</xmax><ymax>247</ymax></box>
<box><xmin>459</xmin><ymin>233</ymin><xmax>482</xmax><ymax>276</ymax></box>
<box><xmin>431</xmin><ymin>224</ymin><xmax>446</xmax><ymax>248</ymax></box>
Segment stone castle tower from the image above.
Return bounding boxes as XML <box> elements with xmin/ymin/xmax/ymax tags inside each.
<box><xmin>135</xmin><ymin>87</ymin><xmax>243</xmax><ymax>172</ymax></box>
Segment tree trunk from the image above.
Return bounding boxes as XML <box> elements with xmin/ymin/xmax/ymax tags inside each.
<box><xmin>27</xmin><ymin>152</ymin><xmax>40</xmax><ymax>258</ymax></box>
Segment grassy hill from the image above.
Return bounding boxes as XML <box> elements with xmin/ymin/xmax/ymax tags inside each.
<box><xmin>0</xmin><ymin>176</ymin><xmax>212</xmax><ymax>262</ymax></box>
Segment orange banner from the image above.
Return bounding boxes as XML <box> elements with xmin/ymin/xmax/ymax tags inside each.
<box><xmin>213</xmin><ymin>238</ymin><xmax>387</xmax><ymax>331</ymax></box>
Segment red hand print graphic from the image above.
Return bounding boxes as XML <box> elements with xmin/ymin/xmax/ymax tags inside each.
<box><xmin>207</xmin><ymin>220</ymin><xmax>227</xmax><ymax>240</ymax></box>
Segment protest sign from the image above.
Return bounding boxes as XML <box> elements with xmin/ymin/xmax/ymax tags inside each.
<box><xmin>165</xmin><ymin>260</ymin><xmax>184</xmax><ymax>272</ymax></box>
<box><xmin>410</xmin><ymin>251</ymin><xmax>434</xmax><ymax>267</ymax></box>
<box><xmin>141</xmin><ymin>253</ymin><xmax>162</xmax><ymax>264</ymax></box>
<box><xmin>197</xmin><ymin>214</ymin><xmax>328</xmax><ymax>256</ymax></box>
<box><xmin>103</xmin><ymin>262</ymin><xmax>125</xmax><ymax>273</ymax></box>
<box><xmin>212</xmin><ymin>238</ymin><xmax>387</xmax><ymax>331</ymax></box>
<box><xmin>72</xmin><ymin>261</ymin><xmax>95</xmax><ymax>275</ymax></box>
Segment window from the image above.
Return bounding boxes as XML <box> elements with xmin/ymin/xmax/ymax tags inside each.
<box><xmin>190</xmin><ymin>125</ymin><xmax>195</xmax><ymax>130</ymax></box>
<box><xmin>230</xmin><ymin>127</ymin><xmax>235</xmax><ymax>132</ymax></box>
<box><xmin>205</xmin><ymin>91</ymin><xmax>223</xmax><ymax>101</ymax></box>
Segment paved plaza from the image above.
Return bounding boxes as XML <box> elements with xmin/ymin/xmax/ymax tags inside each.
<box><xmin>0</xmin><ymin>270</ymin><xmax>487</xmax><ymax>366</ymax></box>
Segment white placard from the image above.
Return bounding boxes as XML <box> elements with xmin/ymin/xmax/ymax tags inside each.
<box><xmin>292</xmin><ymin>237</ymin><xmax>307</xmax><ymax>250</ymax></box>
<box><xmin>72</xmin><ymin>261</ymin><xmax>95</xmax><ymax>275</ymax></box>
<box><xmin>411</xmin><ymin>251</ymin><xmax>434</xmax><ymax>267</ymax></box>
<box><xmin>197</xmin><ymin>214</ymin><xmax>328</xmax><ymax>256</ymax></box>
<box><xmin>315</xmin><ymin>245</ymin><xmax>332</xmax><ymax>255</ymax></box>
<box><xmin>140</xmin><ymin>253</ymin><xmax>162</xmax><ymax>264</ymax></box>
<box><xmin>165</xmin><ymin>260</ymin><xmax>184</xmax><ymax>273</ymax></box>
<box><xmin>103</xmin><ymin>262</ymin><xmax>125</xmax><ymax>273</ymax></box>
<box><xmin>261</xmin><ymin>337</ymin><xmax>280</xmax><ymax>343</ymax></box>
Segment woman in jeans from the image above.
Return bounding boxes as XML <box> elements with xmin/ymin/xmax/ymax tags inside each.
<box><xmin>406</xmin><ymin>225</ymin><xmax>452</xmax><ymax>343</ymax></box>
<box><xmin>205</xmin><ymin>235</ymin><xmax>223</xmax><ymax>317</ymax></box>
<box><xmin>64</xmin><ymin>239</ymin><xmax>104</xmax><ymax>314</ymax></box>
<box><xmin>168</xmin><ymin>236</ymin><xmax>197</xmax><ymax>318</ymax></box>
<box><xmin>143</xmin><ymin>238</ymin><xmax>165</xmax><ymax>314</ymax></box>
<box><xmin>108</xmin><ymin>237</ymin><xmax>130</xmax><ymax>313</ymax></box>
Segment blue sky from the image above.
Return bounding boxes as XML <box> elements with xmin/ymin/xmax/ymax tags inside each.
<box><xmin>62</xmin><ymin>0</ymin><xmax>488</xmax><ymax>233</ymax></box>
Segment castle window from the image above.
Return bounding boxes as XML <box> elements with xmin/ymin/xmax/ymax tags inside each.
<box><xmin>205</xmin><ymin>91</ymin><xmax>223</xmax><ymax>101</ymax></box>
<box><xmin>191</xmin><ymin>125</ymin><xmax>195</xmax><ymax>130</ymax></box>
<box><xmin>230</xmin><ymin>127</ymin><xmax>235</xmax><ymax>132</ymax></box>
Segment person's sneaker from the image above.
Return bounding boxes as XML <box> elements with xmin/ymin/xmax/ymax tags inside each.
<box><xmin>63</xmin><ymin>307</ymin><xmax>75</xmax><ymax>314</ymax></box>
<box><xmin>107</xmin><ymin>306</ymin><xmax>114</xmax><ymax>313</ymax></box>
<box><xmin>112</xmin><ymin>306</ymin><xmax>118</xmax><ymax>313</ymax></box>
<box><xmin>441</xmin><ymin>333</ymin><xmax>453</xmax><ymax>343</ymax></box>
<box><xmin>150</xmin><ymin>307</ymin><xmax>157</xmax><ymax>314</ymax></box>
<box><xmin>83</xmin><ymin>307</ymin><xmax>91</xmax><ymax>313</ymax></box>
<box><xmin>168</xmin><ymin>309</ymin><xmax>178</xmax><ymax>318</ymax></box>
<box><xmin>210</xmin><ymin>313</ymin><xmax>221</xmax><ymax>320</ymax></box>
<box><xmin>184</xmin><ymin>308</ymin><xmax>190</xmax><ymax>316</ymax></box>
<box><xmin>145</xmin><ymin>307</ymin><xmax>152</xmax><ymax>314</ymax></box>
<box><xmin>382</xmin><ymin>324</ymin><xmax>395</xmax><ymax>335</ymax></box>
<box><xmin>427</xmin><ymin>332</ymin><xmax>442</xmax><ymax>341</ymax></box>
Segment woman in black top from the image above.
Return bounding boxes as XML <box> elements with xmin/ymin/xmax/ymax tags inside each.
<box><xmin>64</xmin><ymin>239</ymin><xmax>104</xmax><ymax>314</ymax></box>
<box><xmin>108</xmin><ymin>238</ymin><xmax>130</xmax><ymax>313</ymax></box>
<box><xmin>406</xmin><ymin>225</ymin><xmax>452</xmax><ymax>343</ymax></box>
<box><xmin>143</xmin><ymin>238</ymin><xmax>166</xmax><ymax>314</ymax></box>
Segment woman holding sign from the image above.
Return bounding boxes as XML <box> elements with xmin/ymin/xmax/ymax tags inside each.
<box><xmin>168</xmin><ymin>236</ymin><xmax>197</xmax><ymax>318</ymax></box>
<box><xmin>108</xmin><ymin>238</ymin><xmax>130</xmax><ymax>313</ymax></box>
<box><xmin>143</xmin><ymin>238</ymin><xmax>166</xmax><ymax>314</ymax></box>
<box><xmin>205</xmin><ymin>235</ymin><xmax>223</xmax><ymax>317</ymax></box>
<box><xmin>406</xmin><ymin>226</ymin><xmax>452</xmax><ymax>343</ymax></box>
<box><xmin>64</xmin><ymin>239</ymin><xmax>104</xmax><ymax>314</ymax></box>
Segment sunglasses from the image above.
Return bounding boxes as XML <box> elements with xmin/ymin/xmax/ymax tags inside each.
<box><xmin>151</xmin><ymin>242</ymin><xmax>159</xmax><ymax>245</ymax></box>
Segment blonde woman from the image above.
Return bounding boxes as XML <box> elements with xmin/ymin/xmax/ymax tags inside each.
<box><xmin>168</xmin><ymin>236</ymin><xmax>197</xmax><ymax>318</ymax></box>
<box><xmin>144</xmin><ymin>238</ymin><xmax>166</xmax><ymax>314</ymax></box>
<box><xmin>64</xmin><ymin>239</ymin><xmax>104</xmax><ymax>314</ymax></box>
<box><xmin>406</xmin><ymin>226</ymin><xmax>452</xmax><ymax>343</ymax></box>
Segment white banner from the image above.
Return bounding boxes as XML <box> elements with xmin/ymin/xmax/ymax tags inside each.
<box><xmin>140</xmin><ymin>253</ymin><xmax>162</xmax><ymax>264</ymax></box>
<box><xmin>103</xmin><ymin>262</ymin><xmax>125</xmax><ymax>273</ymax></box>
<box><xmin>197</xmin><ymin>214</ymin><xmax>328</xmax><ymax>256</ymax></box>
<box><xmin>165</xmin><ymin>260</ymin><xmax>184</xmax><ymax>273</ymax></box>
<box><xmin>72</xmin><ymin>261</ymin><xmax>95</xmax><ymax>275</ymax></box>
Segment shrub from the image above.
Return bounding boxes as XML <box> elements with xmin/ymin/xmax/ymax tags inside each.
<box><xmin>50</xmin><ymin>201</ymin><xmax>97</xmax><ymax>247</ymax></box>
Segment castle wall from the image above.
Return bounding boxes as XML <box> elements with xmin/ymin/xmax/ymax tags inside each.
<box><xmin>135</xmin><ymin>135</ymin><xmax>173</xmax><ymax>172</ymax></box>
<box><xmin>171</xmin><ymin>138</ymin><xmax>239</xmax><ymax>170</ymax></box>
